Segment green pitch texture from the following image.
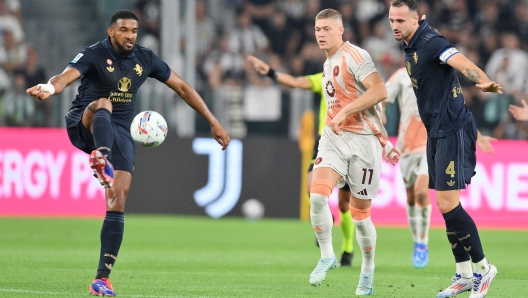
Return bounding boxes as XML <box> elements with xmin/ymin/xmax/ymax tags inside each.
<box><xmin>0</xmin><ymin>216</ymin><xmax>526</xmax><ymax>297</ymax></box>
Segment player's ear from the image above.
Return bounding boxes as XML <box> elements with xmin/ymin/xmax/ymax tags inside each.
<box><xmin>107</xmin><ymin>27</ymin><xmax>113</xmax><ymax>37</ymax></box>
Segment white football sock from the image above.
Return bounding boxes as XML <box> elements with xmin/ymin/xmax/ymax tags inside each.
<box><xmin>310</xmin><ymin>193</ymin><xmax>334</xmax><ymax>258</ymax></box>
<box><xmin>353</xmin><ymin>216</ymin><xmax>377</xmax><ymax>274</ymax></box>
<box><xmin>415</xmin><ymin>204</ymin><xmax>431</xmax><ymax>245</ymax></box>
<box><xmin>473</xmin><ymin>257</ymin><xmax>490</xmax><ymax>275</ymax></box>
<box><xmin>456</xmin><ymin>260</ymin><xmax>473</xmax><ymax>278</ymax></box>
<box><xmin>406</xmin><ymin>204</ymin><xmax>417</xmax><ymax>242</ymax></box>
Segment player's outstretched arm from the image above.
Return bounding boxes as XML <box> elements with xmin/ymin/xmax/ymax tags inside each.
<box><xmin>446</xmin><ymin>54</ymin><xmax>503</xmax><ymax>94</ymax></box>
<box><xmin>509</xmin><ymin>99</ymin><xmax>528</xmax><ymax>121</ymax></box>
<box><xmin>246</xmin><ymin>55</ymin><xmax>312</xmax><ymax>90</ymax></box>
<box><xmin>26</xmin><ymin>67</ymin><xmax>81</xmax><ymax>100</ymax></box>
<box><xmin>330</xmin><ymin>72</ymin><xmax>387</xmax><ymax>135</ymax></box>
<box><xmin>477</xmin><ymin>130</ymin><xmax>497</xmax><ymax>155</ymax></box>
<box><xmin>165</xmin><ymin>70</ymin><xmax>230</xmax><ymax>150</ymax></box>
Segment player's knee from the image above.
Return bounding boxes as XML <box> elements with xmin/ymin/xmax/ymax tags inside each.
<box><xmin>309</xmin><ymin>193</ymin><xmax>328</xmax><ymax>213</ymax></box>
<box><xmin>415</xmin><ymin>191</ymin><xmax>429</xmax><ymax>206</ymax></box>
<box><xmin>94</xmin><ymin>98</ymin><xmax>113</xmax><ymax>112</ymax></box>
<box><xmin>310</xmin><ymin>179</ymin><xmax>333</xmax><ymax>197</ymax></box>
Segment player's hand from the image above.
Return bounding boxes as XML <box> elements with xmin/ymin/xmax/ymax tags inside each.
<box><xmin>477</xmin><ymin>133</ymin><xmax>497</xmax><ymax>155</ymax></box>
<box><xmin>211</xmin><ymin>123</ymin><xmax>230</xmax><ymax>151</ymax></box>
<box><xmin>383</xmin><ymin>140</ymin><xmax>400</xmax><ymax>166</ymax></box>
<box><xmin>509</xmin><ymin>99</ymin><xmax>528</xmax><ymax>121</ymax></box>
<box><xmin>475</xmin><ymin>81</ymin><xmax>503</xmax><ymax>94</ymax></box>
<box><xmin>26</xmin><ymin>85</ymin><xmax>53</xmax><ymax>100</ymax></box>
<box><xmin>246</xmin><ymin>55</ymin><xmax>270</xmax><ymax>75</ymax></box>
<box><xmin>330</xmin><ymin>112</ymin><xmax>346</xmax><ymax>135</ymax></box>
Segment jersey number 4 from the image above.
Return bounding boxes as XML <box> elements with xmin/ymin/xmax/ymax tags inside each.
<box><xmin>445</xmin><ymin>161</ymin><xmax>455</xmax><ymax>178</ymax></box>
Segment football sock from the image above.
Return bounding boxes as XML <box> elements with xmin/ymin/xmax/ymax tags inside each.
<box><xmin>455</xmin><ymin>260</ymin><xmax>473</xmax><ymax>278</ymax></box>
<box><xmin>96</xmin><ymin>211</ymin><xmax>124</xmax><ymax>278</ymax></box>
<box><xmin>310</xmin><ymin>193</ymin><xmax>334</xmax><ymax>258</ymax></box>
<box><xmin>443</xmin><ymin>203</ymin><xmax>485</xmax><ymax>263</ymax></box>
<box><xmin>93</xmin><ymin>108</ymin><xmax>114</xmax><ymax>157</ymax></box>
<box><xmin>340</xmin><ymin>210</ymin><xmax>354</xmax><ymax>253</ymax></box>
<box><xmin>353</xmin><ymin>216</ymin><xmax>376</xmax><ymax>274</ymax></box>
<box><xmin>406</xmin><ymin>204</ymin><xmax>417</xmax><ymax>242</ymax></box>
<box><xmin>473</xmin><ymin>257</ymin><xmax>490</xmax><ymax>275</ymax></box>
<box><xmin>415</xmin><ymin>204</ymin><xmax>431</xmax><ymax>245</ymax></box>
<box><xmin>445</xmin><ymin>222</ymin><xmax>471</xmax><ymax>263</ymax></box>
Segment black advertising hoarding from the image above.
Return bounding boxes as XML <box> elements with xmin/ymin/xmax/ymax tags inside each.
<box><xmin>126</xmin><ymin>136</ymin><xmax>301</xmax><ymax>218</ymax></box>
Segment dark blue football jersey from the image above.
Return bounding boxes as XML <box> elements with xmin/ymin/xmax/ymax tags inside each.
<box><xmin>68</xmin><ymin>37</ymin><xmax>171</xmax><ymax>126</ymax></box>
<box><xmin>403</xmin><ymin>20</ymin><xmax>473</xmax><ymax>138</ymax></box>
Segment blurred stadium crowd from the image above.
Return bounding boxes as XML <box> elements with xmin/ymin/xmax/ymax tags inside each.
<box><xmin>2</xmin><ymin>0</ymin><xmax>528</xmax><ymax>140</ymax></box>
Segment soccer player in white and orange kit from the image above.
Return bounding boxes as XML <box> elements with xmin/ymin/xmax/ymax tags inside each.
<box><xmin>385</xmin><ymin>67</ymin><xmax>431</xmax><ymax>268</ymax></box>
<box><xmin>308</xmin><ymin>9</ymin><xmax>400</xmax><ymax>296</ymax></box>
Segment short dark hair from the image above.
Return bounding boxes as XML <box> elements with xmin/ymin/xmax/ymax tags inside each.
<box><xmin>110</xmin><ymin>10</ymin><xmax>139</xmax><ymax>25</ymax></box>
<box><xmin>390</xmin><ymin>0</ymin><xmax>418</xmax><ymax>11</ymax></box>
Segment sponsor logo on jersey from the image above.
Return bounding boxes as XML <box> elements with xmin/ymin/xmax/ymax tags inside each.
<box><xmin>325</xmin><ymin>81</ymin><xmax>335</xmax><ymax>97</ymax></box>
<box><xmin>118</xmin><ymin>77</ymin><xmax>131</xmax><ymax>92</ymax></box>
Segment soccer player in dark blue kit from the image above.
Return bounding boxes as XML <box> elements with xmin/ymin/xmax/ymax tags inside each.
<box><xmin>388</xmin><ymin>1</ymin><xmax>501</xmax><ymax>297</ymax></box>
<box><xmin>27</xmin><ymin>10</ymin><xmax>230</xmax><ymax>297</ymax></box>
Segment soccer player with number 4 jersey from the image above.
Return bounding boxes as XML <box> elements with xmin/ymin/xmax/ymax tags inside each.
<box><xmin>388</xmin><ymin>1</ymin><xmax>501</xmax><ymax>297</ymax></box>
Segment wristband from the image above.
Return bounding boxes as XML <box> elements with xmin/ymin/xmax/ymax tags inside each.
<box><xmin>266</xmin><ymin>68</ymin><xmax>278</xmax><ymax>81</ymax></box>
<box><xmin>37</xmin><ymin>83</ymin><xmax>56</xmax><ymax>95</ymax></box>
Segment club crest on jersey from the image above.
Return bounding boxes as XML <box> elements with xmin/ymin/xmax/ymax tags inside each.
<box><xmin>118</xmin><ymin>77</ymin><xmax>131</xmax><ymax>92</ymax></box>
<box><xmin>406</xmin><ymin>61</ymin><xmax>411</xmax><ymax>75</ymax></box>
<box><xmin>333</xmin><ymin>65</ymin><xmax>339</xmax><ymax>77</ymax></box>
<box><xmin>134</xmin><ymin>64</ymin><xmax>143</xmax><ymax>76</ymax></box>
<box><xmin>325</xmin><ymin>81</ymin><xmax>335</xmax><ymax>97</ymax></box>
<box><xmin>106</xmin><ymin>58</ymin><xmax>113</xmax><ymax>65</ymax></box>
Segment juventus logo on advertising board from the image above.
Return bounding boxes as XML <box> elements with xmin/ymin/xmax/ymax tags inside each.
<box><xmin>192</xmin><ymin>138</ymin><xmax>243</xmax><ymax>218</ymax></box>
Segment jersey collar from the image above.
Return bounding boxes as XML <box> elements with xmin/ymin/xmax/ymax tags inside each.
<box><xmin>105</xmin><ymin>36</ymin><xmax>135</xmax><ymax>60</ymax></box>
<box><xmin>404</xmin><ymin>20</ymin><xmax>428</xmax><ymax>50</ymax></box>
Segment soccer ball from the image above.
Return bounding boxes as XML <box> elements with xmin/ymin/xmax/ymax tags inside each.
<box><xmin>241</xmin><ymin>199</ymin><xmax>265</xmax><ymax>221</ymax></box>
<box><xmin>130</xmin><ymin>110</ymin><xmax>168</xmax><ymax>148</ymax></box>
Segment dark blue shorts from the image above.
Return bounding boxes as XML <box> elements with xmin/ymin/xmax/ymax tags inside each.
<box><xmin>65</xmin><ymin>108</ymin><xmax>135</xmax><ymax>173</ymax></box>
<box><xmin>426</xmin><ymin>120</ymin><xmax>477</xmax><ymax>190</ymax></box>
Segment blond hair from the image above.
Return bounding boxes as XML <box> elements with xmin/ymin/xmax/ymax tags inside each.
<box><xmin>315</xmin><ymin>8</ymin><xmax>343</xmax><ymax>23</ymax></box>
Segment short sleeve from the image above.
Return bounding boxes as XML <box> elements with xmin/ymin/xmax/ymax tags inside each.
<box><xmin>306</xmin><ymin>73</ymin><xmax>322</xmax><ymax>93</ymax></box>
<box><xmin>149</xmin><ymin>52</ymin><xmax>171</xmax><ymax>82</ymax></box>
<box><xmin>347</xmin><ymin>50</ymin><xmax>377</xmax><ymax>83</ymax></box>
<box><xmin>68</xmin><ymin>48</ymin><xmax>94</xmax><ymax>76</ymax></box>
<box><xmin>424</xmin><ymin>36</ymin><xmax>454</xmax><ymax>63</ymax></box>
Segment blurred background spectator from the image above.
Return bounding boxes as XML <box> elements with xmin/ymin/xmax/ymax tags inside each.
<box><xmin>4</xmin><ymin>0</ymin><xmax>528</xmax><ymax>141</ymax></box>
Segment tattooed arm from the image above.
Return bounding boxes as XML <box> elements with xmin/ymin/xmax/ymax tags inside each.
<box><xmin>447</xmin><ymin>53</ymin><xmax>503</xmax><ymax>94</ymax></box>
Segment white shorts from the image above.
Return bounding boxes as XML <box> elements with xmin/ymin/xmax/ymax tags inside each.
<box><xmin>399</xmin><ymin>152</ymin><xmax>428</xmax><ymax>188</ymax></box>
<box><xmin>313</xmin><ymin>126</ymin><xmax>382</xmax><ymax>200</ymax></box>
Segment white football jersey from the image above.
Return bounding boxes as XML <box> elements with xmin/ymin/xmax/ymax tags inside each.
<box><xmin>386</xmin><ymin>67</ymin><xmax>427</xmax><ymax>155</ymax></box>
<box><xmin>322</xmin><ymin>41</ymin><xmax>389</xmax><ymax>147</ymax></box>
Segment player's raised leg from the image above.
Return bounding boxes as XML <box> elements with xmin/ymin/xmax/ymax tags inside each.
<box><xmin>337</xmin><ymin>186</ymin><xmax>354</xmax><ymax>267</ymax></box>
<box><xmin>83</xmin><ymin>99</ymin><xmax>115</xmax><ymax>188</ymax></box>
<box><xmin>308</xmin><ymin>167</ymin><xmax>339</xmax><ymax>286</ymax></box>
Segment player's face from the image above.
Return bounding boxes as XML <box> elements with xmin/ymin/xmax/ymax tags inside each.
<box><xmin>315</xmin><ymin>18</ymin><xmax>344</xmax><ymax>52</ymax></box>
<box><xmin>108</xmin><ymin>19</ymin><xmax>138</xmax><ymax>56</ymax></box>
<box><xmin>388</xmin><ymin>6</ymin><xmax>418</xmax><ymax>43</ymax></box>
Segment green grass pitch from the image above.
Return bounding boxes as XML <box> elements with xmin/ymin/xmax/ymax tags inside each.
<box><xmin>0</xmin><ymin>215</ymin><xmax>526</xmax><ymax>297</ymax></box>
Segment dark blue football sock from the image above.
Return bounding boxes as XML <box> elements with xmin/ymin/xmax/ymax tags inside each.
<box><xmin>93</xmin><ymin>108</ymin><xmax>114</xmax><ymax>157</ymax></box>
<box><xmin>445</xmin><ymin>222</ymin><xmax>470</xmax><ymax>263</ymax></box>
<box><xmin>442</xmin><ymin>203</ymin><xmax>485</xmax><ymax>263</ymax></box>
<box><xmin>96</xmin><ymin>211</ymin><xmax>124</xmax><ymax>279</ymax></box>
